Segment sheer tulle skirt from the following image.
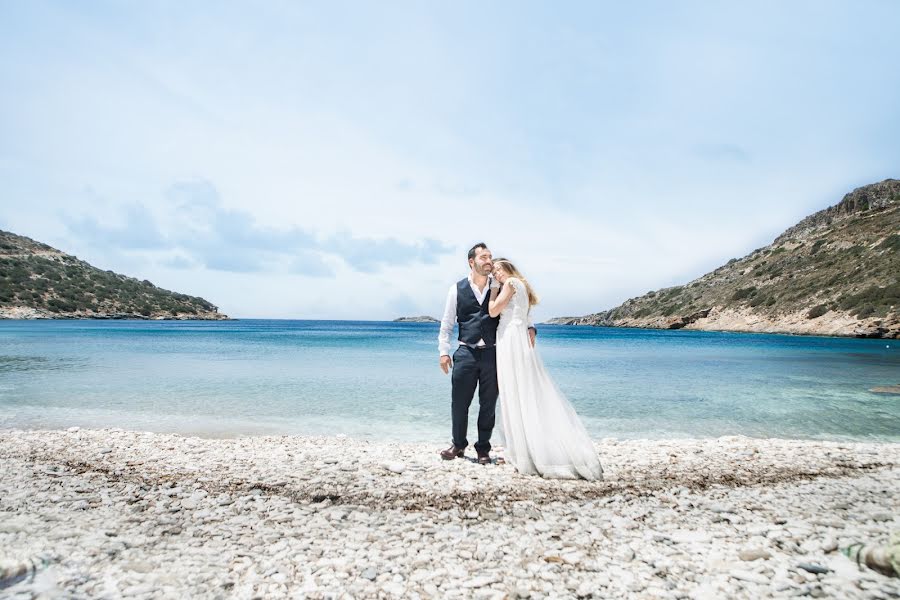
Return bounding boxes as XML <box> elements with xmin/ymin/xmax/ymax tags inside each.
<box><xmin>496</xmin><ymin>319</ymin><xmax>603</xmax><ymax>480</ymax></box>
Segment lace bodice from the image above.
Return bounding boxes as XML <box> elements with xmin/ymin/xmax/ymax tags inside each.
<box><xmin>499</xmin><ymin>277</ymin><xmax>531</xmax><ymax>330</ymax></box>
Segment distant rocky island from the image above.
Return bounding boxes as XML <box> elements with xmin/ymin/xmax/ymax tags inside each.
<box><xmin>393</xmin><ymin>316</ymin><xmax>439</xmax><ymax>323</ymax></box>
<box><xmin>548</xmin><ymin>179</ymin><xmax>900</xmax><ymax>339</ymax></box>
<box><xmin>0</xmin><ymin>230</ymin><xmax>228</xmax><ymax>320</ymax></box>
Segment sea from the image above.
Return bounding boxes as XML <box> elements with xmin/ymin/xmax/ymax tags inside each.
<box><xmin>0</xmin><ymin>320</ymin><xmax>897</xmax><ymax>442</ymax></box>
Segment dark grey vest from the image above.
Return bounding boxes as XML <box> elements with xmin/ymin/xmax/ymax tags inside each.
<box><xmin>456</xmin><ymin>278</ymin><xmax>499</xmax><ymax>346</ymax></box>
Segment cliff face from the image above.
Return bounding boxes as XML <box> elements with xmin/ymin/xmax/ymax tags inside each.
<box><xmin>0</xmin><ymin>230</ymin><xmax>228</xmax><ymax>320</ymax></box>
<box><xmin>548</xmin><ymin>179</ymin><xmax>900</xmax><ymax>338</ymax></box>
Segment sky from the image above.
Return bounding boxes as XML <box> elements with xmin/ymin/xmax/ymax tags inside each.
<box><xmin>1</xmin><ymin>1</ymin><xmax>898</xmax><ymax>320</ymax></box>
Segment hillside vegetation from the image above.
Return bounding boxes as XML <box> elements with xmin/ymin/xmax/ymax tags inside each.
<box><xmin>549</xmin><ymin>179</ymin><xmax>899</xmax><ymax>338</ymax></box>
<box><xmin>0</xmin><ymin>231</ymin><xmax>226</xmax><ymax>320</ymax></box>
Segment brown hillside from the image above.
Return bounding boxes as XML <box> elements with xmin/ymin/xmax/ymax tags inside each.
<box><xmin>548</xmin><ymin>179</ymin><xmax>900</xmax><ymax>338</ymax></box>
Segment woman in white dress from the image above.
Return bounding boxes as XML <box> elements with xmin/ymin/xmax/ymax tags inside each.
<box><xmin>489</xmin><ymin>259</ymin><xmax>603</xmax><ymax>480</ymax></box>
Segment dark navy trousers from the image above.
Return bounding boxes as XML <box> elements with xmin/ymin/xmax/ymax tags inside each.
<box><xmin>450</xmin><ymin>345</ymin><xmax>499</xmax><ymax>453</ymax></box>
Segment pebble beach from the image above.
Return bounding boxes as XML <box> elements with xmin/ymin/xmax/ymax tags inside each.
<box><xmin>1</xmin><ymin>428</ymin><xmax>899</xmax><ymax>599</ymax></box>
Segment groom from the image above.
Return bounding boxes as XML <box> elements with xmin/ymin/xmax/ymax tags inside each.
<box><xmin>438</xmin><ymin>243</ymin><xmax>536</xmax><ymax>464</ymax></box>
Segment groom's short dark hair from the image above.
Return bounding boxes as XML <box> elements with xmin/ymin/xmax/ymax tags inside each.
<box><xmin>468</xmin><ymin>243</ymin><xmax>488</xmax><ymax>261</ymax></box>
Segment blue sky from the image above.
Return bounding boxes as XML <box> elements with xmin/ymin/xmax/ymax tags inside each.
<box><xmin>1</xmin><ymin>1</ymin><xmax>898</xmax><ymax>319</ymax></box>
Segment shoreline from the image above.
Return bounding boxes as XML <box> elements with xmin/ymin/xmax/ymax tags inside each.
<box><xmin>5</xmin><ymin>420</ymin><xmax>899</xmax><ymax>444</ymax></box>
<box><xmin>0</xmin><ymin>314</ymin><xmax>234</xmax><ymax>321</ymax></box>
<box><xmin>2</xmin><ymin>428</ymin><xmax>899</xmax><ymax>598</ymax></box>
<box><xmin>3</xmin><ymin>315</ymin><xmax>898</xmax><ymax>341</ymax></box>
<box><xmin>542</xmin><ymin>319</ymin><xmax>900</xmax><ymax>341</ymax></box>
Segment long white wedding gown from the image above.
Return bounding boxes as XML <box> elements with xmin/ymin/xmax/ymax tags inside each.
<box><xmin>496</xmin><ymin>278</ymin><xmax>603</xmax><ymax>480</ymax></box>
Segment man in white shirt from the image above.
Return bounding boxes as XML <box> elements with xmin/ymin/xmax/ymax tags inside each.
<box><xmin>438</xmin><ymin>243</ymin><xmax>536</xmax><ymax>464</ymax></box>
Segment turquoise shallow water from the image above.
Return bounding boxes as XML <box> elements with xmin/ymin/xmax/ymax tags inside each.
<box><xmin>0</xmin><ymin>319</ymin><xmax>897</xmax><ymax>442</ymax></box>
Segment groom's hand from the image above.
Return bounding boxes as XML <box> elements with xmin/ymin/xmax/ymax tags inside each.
<box><xmin>440</xmin><ymin>355</ymin><xmax>452</xmax><ymax>374</ymax></box>
<box><xmin>528</xmin><ymin>327</ymin><xmax>537</xmax><ymax>348</ymax></box>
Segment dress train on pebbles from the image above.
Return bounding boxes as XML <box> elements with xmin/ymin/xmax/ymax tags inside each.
<box><xmin>495</xmin><ymin>277</ymin><xmax>603</xmax><ymax>480</ymax></box>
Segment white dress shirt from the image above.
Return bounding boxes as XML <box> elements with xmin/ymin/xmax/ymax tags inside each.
<box><xmin>438</xmin><ymin>274</ymin><xmax>534</xmax><ymax>356</ymax></box>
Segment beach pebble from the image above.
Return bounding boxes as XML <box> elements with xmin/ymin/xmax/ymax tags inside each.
<box><xmin>463</xmin><ymin>575</ymin><xmax>499</xmax><ymax>588</ymax></box>
<box><xmin>121</xmin><ymin>584</ymin><xmax>155</xmax><ymax>597</ymax></box>
<box><xmin>797</xmin><ymin>563</ymin><xmax>829</xmax><ymax>575</ymax></box>
<box><xmin>690</xmin><ymin>583</ymin><xmax>721</xmax><ymax>600</ymax></box>
<box><xmin>576</xmin><ymin>581</ymin><xmax>595</xmax><ymax>596</ymax></box>
<box><xmin>617</xmin><ymin>547</ymin><xmax>636</xmax><ymax>562</ymax></box>
<box><xmin>382</xmin><ymin>582</ymin><xmax>405</xmax><ymax>595</ymax></box>
<box><xmin>0</xmin><ymin>519</ymin><xmax>28</xmax><ymax>534</ymax></box>
<box><xmin>0</xmin><ymin>429</ymin><xmax>897</xmax><ymax>600</ymax></box>
<box><xmin>772</xmin><ymin>578</ymin><xmax>794</xmax><ymax>592</ymax></box>
<box><xmin>383</xmin><ymin>462</ymin><xmax>406</xmax><ymax>474</ymax></box>
<box><xmin>730</xmin><ymin>569</ymin><xmax>770</xmax><ymax>585</ymax></box>
<box><xmin>738</xmin><ymin>548</ymin><xmax>772</xmax><ymax>561</ymax></box>
<box><xmin>627</xmin><ymin>580</ymin><xmax>646</xmax><ymax>592</ymax></box>
<box><xmin>124</xmin><ymin>561</ymin><xmax>153</xmax><ymax>573</ymax></box>
<box><xmin>671</xmin><ymin>530</ymin><xmax>711</xmax><ymax>544</ymax></box>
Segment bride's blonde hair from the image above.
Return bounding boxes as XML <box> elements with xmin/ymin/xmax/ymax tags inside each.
<box><xmin>494</xmin><ymin>258</ymin><xmax>539</xmax><ymax>307</ymax></box>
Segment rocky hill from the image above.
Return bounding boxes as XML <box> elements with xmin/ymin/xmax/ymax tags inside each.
<box><xmin>548</xmin><ymin>179</ymin><xmax>900</xmax><ymax>338</ymax></box>
<box><xmin>0</xmin><ymin>230</ymin><xmax>227</xmax><ymax>320</ymax></box>
<box><xmin>393</xmin><ymin>316</ymin><xmax>439</xmax><ymax>323</ymax></box>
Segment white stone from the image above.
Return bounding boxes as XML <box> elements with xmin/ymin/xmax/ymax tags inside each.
<box><xmin>730</xmin><ymin>569</ymin><xmax>770</xmax><ymax>585</ymax></box>
<box><xmin>617</xmin><ymin>547</ymin><xmax>636</xmax><ymax>562</ymax></box>
<box><xmin>671</xmin><ymin>530</ymin><xmax>712</xmax><ymax>544</ymax></box>
<box><xmin>0</xmin><ymin>429</ymin><xmax>897</xmax><ymax>600</ymax></box>
<box><xmin>738</xmin><ymin>548</ymin><xmax>772</xmax><ymax>561</ymax></box>
<box><xmin>463</xmin><ymin>575</ymin><xmax>499</xmax><ymax>588</ymax></box>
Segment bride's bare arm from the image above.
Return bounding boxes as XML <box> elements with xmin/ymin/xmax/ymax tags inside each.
<box><xmin>489</xmin><ymin>281</ymin><xmax>515</xmax><ymax>317</ymax></box>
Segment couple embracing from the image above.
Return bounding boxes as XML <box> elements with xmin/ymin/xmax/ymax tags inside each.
<box><xmin>437</xmin><ymin>243</ymin><xmax>603</xmax><ymax>480</ymax></box>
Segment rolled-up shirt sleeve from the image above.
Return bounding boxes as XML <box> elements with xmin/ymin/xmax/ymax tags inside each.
<box><xmin>438</xmin><ymin>284</ymin><xmax>457</xmax><ymax>356</ymax></box>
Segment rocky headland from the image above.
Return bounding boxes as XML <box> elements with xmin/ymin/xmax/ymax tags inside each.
<box><xmin>393</xmin><ymin>316</ymin><xmax>440</xmax><ymax>323</ymax></box>
<box><xmin>0</xmin><ymin>230</ymin><xmax>227</xmax><ymax>320</ymax></box>
<box><xmin>1</xmin><ymin>428</ymin><xmax>898</xmax><ymax>598</ymax></box>
<box><xmin>549</xmin><ymin>180</ymin><xmax>900</xmax><ymax>338</ymax></box>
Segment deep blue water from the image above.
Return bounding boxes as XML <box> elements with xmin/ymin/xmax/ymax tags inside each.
<box><xmin>0</xmin><ymin>319</ymin><xmax>897</xmax><ymax>442</ymax></box>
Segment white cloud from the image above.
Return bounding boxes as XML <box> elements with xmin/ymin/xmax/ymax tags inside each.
<box><xmin>1</xmin><ymin>1</ymin><xmax>898</xmax><ymax>319</ymax></box>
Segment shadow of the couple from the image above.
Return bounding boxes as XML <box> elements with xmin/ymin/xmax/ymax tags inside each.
<box><xmin>463</xmin><ymin>456</ymin><xmax>506</xmax><ymax>465</ymax></box>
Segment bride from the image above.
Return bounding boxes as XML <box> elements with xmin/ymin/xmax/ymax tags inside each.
<box><xmin>489</xmin><ymin>259</ymin><xmax>603</xmax><ymax>480</ymax></box>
